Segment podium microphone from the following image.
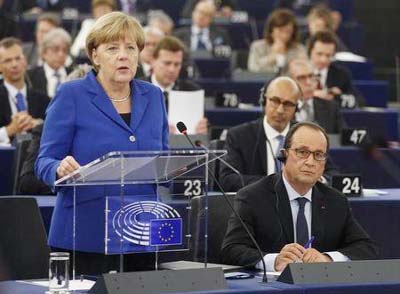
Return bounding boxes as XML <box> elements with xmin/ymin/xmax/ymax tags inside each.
<box><xmin>176</xmin><ymin>121</ymin><xmax>196</xmax><ymax>148</ymax></box>
<box><xmin>176</xmin><ymin>121</ymin><xmax>268</xmax><ymax>283</ymax></box>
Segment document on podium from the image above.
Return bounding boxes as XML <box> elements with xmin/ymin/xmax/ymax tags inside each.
<box><xmin>168</xmin><ymin>90</ymin><xmax>205</xmax><ymax>134</ymax></box>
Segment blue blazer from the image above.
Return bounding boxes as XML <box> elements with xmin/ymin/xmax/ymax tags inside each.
<box><xmin>35</xmin><ymin>71</ymin><xmax>169</xmax><ymax>252</ymax></box>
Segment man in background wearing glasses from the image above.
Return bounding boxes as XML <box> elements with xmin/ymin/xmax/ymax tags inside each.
<box><xmin>221</xmin><ymin>121</ymin><xmax>377</xmax><ymax>271</ymax></box>
<box><xmin>287</xmin><ymin>58</ymin><xmax>344</xmax><ymax>134</ymax></box>
<box><xmin>220</xmin><ymin>76</ymin><xmax>301</xmax><ymax>192</ymax></box>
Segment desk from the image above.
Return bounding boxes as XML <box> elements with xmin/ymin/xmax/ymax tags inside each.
<box><xmin>198</xmin><ymin>79</ymin><xmax>389</xmax><ymax>108</ymax></box>
<box><xmin>36</xmin><ymin>189</ymin><xmax>400</xmax><ymax>260</ymax></box>
<box><xmin>2</xmin><ymin>278</ymin><xmax>400</xmax><ymax>294</ymax></box>
<box><xmin>341</xmin><ymin>108</ymin><xmax>399</xmax><ymax>141</ymax></box>
<box><xmin>329</xmin><ymin>147</ymin><xmax>400</xmax><ymax>188</ymax></box>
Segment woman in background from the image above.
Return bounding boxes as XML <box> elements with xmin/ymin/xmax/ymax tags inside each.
<box><xmin>248</xmin><ymin>8</ymin><xmax>306</xmax><ymax>74</ymax></box>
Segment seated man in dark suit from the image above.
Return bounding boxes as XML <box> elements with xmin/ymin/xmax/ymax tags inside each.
<box><xmin>308</xmin><ymin>30</ymin><xmax>364</xmax><ymax>108</ymax></box>
<box><xmin>219</xmin><ymin>76</ymin><xmax>301</xmax><ymax>192</ymax></box>
<box><xmin>27</xmin><ymin>27</ymin><xmax>72</xmax><ymax>98</ymax></box>
<box><xmin>174</xmin><ymin>0</ymin><xmax>231</xmax><ymax>53</ymax></box>
<box><xmin>287</xmin><ymin>58</ymin><xmax>344</xmax><ymax>134</ymax></box>
<box><xmin>145</xmin><ymin>36</ymin><xmax>208</xmax><ymax>134</ymax></box>
<box><xmin>0</xmin><ymin>37</ymin><xmax>49</xmax><ymax>145</ymax></box>
<box><xmin>221</xmin><ymin>121</ymin><xmax>378</xmax><ymax>271</ymax></box>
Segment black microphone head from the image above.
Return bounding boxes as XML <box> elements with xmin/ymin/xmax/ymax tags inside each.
<box><xmin>194</xmin><ymin>140</ymin><xmax>203</xmax><ymax>147</ymax></box>
<box><xmin>176</xmin><ymin>121</ymin><xmax>187</xmax><ymax>134</ymax></box>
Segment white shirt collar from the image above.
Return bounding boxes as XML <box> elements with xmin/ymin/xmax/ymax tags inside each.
<box><xmin>192</xmin><ymin>25</ymin><xmax>210</xmax><ymax>35</ymax></box>
<box><xmin>3</xmin><ymin>81</ymin><xmax>27</xmax><ymax>102</ymax></box>
<box><xmin>150</xmin><ymin>74</ymin><xmax>174</xmax><ymax>92</ymax></box>
<box><xmin>43</xmin><ymin>62</ymin><xmax>67</xmax><ymax>80</ymax></box>
<box><xmin>282</xmin><ymin>172</ymin><xmax>313</xmax><ymax>201</ymax></box>
<box><xmin>298</xmin><ymin>97</ymin><xmax>314</xmax><ymax>109</ymax></box>
<box><xmin>263</xmin><ymin>116</ymin><xmax>290</xmax><ymax>140</ymax></box>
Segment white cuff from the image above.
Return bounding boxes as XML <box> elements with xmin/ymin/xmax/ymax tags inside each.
<box><xmin>0</xmin><ymin>127</ymin><xmax>10</xmax><ymax>145</ymax></box>
<box><xmin>324</xmin><ymin>251</ymin><xmax>350</xmax><ymax>262</ymax></box>
<box><xmin>256</xmin><ymin>253</ymin><xmax>279</xmax><ymax>272</ymax></box>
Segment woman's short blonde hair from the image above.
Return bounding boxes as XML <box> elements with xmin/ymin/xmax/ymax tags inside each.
<box><xmin>86</xmin><ymin>11</ymin><xmax>145</xmax><ymax>70</ymax></box>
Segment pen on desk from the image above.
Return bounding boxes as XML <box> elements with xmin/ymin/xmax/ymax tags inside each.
<box><xmin>304</xmin><ymin>236</ymin><xmax>315</xmax><ymax>249</ymax></box>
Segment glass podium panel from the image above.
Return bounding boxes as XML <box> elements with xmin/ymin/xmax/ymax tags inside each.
<box><xmin>54</xmin><ymin>150</ymin><xmax>225</xmax><ymax>277</ymax></box>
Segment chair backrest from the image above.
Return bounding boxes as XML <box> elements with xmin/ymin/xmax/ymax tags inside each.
<box><xmin>12</xmin><ymin>134</ymin><xmax>32</xmax><ymax>194</ymax></box>
<box><xmin>0</xmin><ymin>147</ymin><xmax>15</xmax><ymax>196</ymax></box>
<box><xmin>0</xmin><ymin>197</ymin><xmax>50</xmax><ymax>281</ymax></box>
<box><xmin>189</xmin><ymin>193</ymin><xmax>234</xmax><ymax>263</ymax></box>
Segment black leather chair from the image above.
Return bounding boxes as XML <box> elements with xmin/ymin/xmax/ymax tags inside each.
<box><xmin>0</xmin><ymin>197</ymin><xmax>49</xmax><ymax>281</ymax></box>
<box><xmin>189</xmin><ymin>193</ymin><xmax>234</xmax><ymax>263</ymax></box>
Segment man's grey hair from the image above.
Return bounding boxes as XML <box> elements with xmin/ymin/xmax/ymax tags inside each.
<box><xmin>41</xmin><ymin>28</ymin><xmax>72</xmax><ymax>54</ymax></box>
<box><xmin>148</xmin><ymin>10</ymin><xmax>174</xmax><ymax>29</ymax></box>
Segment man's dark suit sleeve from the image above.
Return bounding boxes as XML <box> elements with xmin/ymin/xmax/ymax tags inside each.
<box><xmin>219</xmin><ymin>128</ymin><xmax>263</xmax><ymax>192</ymax></box>
<box><xmin>220</xmin><ymin>186</ymin><xmax>265</xmax><ymax>267</ymax></box>
<box><xmin>18</xmin><ymin>124</ymin><xmax>53</xmax><ymax>195</ymax></box>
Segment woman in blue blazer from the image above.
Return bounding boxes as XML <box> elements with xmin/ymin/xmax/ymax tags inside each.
<box><xmin>35</xmin><ymin>12</ymin><xmax>169</xmax><ymax>274</ymax></box>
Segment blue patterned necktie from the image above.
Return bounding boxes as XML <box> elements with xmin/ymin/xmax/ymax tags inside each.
<box><xmin>54</xmin><ymin>71</ymin><xmax>61</xmax><ymax>92</ymax></box>
<box><xmin>197</xmin><ymin>31</ymin><xmax>207</xmax><ymax>50</ymax></box>
<box><xmin>16</xmin><ymin>92</ymin><xmax>27</xmax><ymax>112</ymax></box>
<box><xmin>275</xmin><ymin>135</ymin><xmax>285</xmax><ymax>173</ymax></box>
<box><xmin>296</xmin><ymin>197</ymin><xmax>309</xmax><ymax>246</ymax></box>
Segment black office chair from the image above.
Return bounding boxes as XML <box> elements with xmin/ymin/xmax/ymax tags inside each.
<box><xmin>12</xmin><ymin>133</ymin><xmax>32</xmax><ymax>194</ymax></box>
<box><xmin>0</xmin><ymin>197</ymin><xmax>50</xmax><ymax>281</ymax></box>
<box><xmin>189</xmin><ymin>193</ymin><xmax>234</xmax><ymax>264</ymax></box>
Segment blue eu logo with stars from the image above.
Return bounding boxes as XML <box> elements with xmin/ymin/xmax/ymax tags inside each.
<box><xmin>149</xmin><ymin>218</ymin><xmax>182</xmax><ymax>246</ymax></box>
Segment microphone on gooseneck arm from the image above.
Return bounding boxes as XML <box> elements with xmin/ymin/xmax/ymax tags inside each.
<box><xmin>176</xmin><ymin>121</ymin><xmax>268</xmax><ymax>283</ymax></box>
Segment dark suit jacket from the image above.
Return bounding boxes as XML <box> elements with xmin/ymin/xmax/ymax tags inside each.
<box><xmin>313</xmin><ymin>97</ymin><xmax>344</xmax><ymax>134</ymax></box>
<box><xmin>0</xmin><ymin>83</ymin><xmax>49</xmax><ymax>129</ymax></box>
<box><xmin>327</xmin><ymin>63</ymin><xmax>365</xmax><ymax>107</ymax></box>
<box><xmin>219</xmin><ymin>119</ymin><xmax>338</xmax><ymax>192</ymax></box>
<box><xmin>221</xmin><ymin>174</ymin><xmax>378</xmax><ymax>267</ymax></box>
<box><xmin>174</xmin><ymin>25</ymin><xmax>231</xmax><ymax>51</ymax></box>
<box><xmin>18</xmin><ymin>124</ymin><xmax>53</xmax><ymax>195</ymax></box>
<box><xmin>27</xmin><ymin>66</ymin><xmax>73</xmax><ymax>97</ymax></box>
<box><xmin>0</xmin><ymin>10</ymin><xmax>17</xmax><ymax>39</ymax></box>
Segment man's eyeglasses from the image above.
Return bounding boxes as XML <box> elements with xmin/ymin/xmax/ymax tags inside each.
<box><xmin>295</xmin><ymin>73</ymin><xmax>318</xmax><ymax>83</ymax></box>
<box><xmin>288</xmin><ymin>148</ymin><xmax>327</xmax><ymax>161</ymax></box>
<box><xmin>267</xmin><ymin>97</ymin><xmax>297</xmax><ymax>110</ymax></box>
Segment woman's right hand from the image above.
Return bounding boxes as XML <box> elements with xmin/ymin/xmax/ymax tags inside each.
<box><xmin>56</xmin><ymin>156</ymin><xmax>81</xmax><ymax>179</ymax></box>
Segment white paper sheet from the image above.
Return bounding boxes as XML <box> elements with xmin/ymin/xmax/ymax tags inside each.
<box><xmin>168</xmin><ymin>90</ymin><xmax>205</xmax><ymax>134</ymax></box>
<box><xmin>20</xmin><ymin>279</ymin><xmax>96</xmax><ymax>291</ymax></box>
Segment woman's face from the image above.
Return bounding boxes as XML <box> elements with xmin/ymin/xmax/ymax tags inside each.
<box><xmin>92</xmin><ymin>36</ymin><xmax>139</xmax><ymax>85</ymax></box>
<box><xmin>272</xmin><ymin>23</ymin><xmax>294</xmax><ymax>45</ymax></box>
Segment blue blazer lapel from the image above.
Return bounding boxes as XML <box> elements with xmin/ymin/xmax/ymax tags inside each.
<box><xmin>86</xmin><ymin>71</ymin><xmax>131</xmax><ymax>132</ymax></box>
<box><xmin>130</xmin><ymin>80</ymin><xmax>149</xmax><ymax>133</ymax></box>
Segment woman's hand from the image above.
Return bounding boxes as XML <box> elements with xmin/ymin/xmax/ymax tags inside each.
<box><xmin>56</xmin><ymin>156</ymin><xmax>80</xmax><ymax>179</ymax></box>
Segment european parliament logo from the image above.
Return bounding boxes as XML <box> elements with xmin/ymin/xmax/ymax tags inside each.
<box><xmin>150</xmin><ymin>218</ymin><xmax>182</xmax><ymax>246</ymax></box>
<box><xmin>110</xmin><ymin>199</ymin><xmax>182</xmax><ymax>248</ymax></box>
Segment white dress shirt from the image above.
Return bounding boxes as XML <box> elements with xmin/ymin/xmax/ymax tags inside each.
<box><xmin>263</xmin><ymin>117</ymin><xmax>290</xmax><ymax>175</ymax></box>
<box><xmin>0</xmin><ymin>82</ymin><xmax>28</xmax><ymax>145</ymax></box>
<box><xmin>315</xmin><ymin>68</ymin><xmax>328</xmax><ymax>89</ymax></box>
<box><xmin>44</xmin><ymin>63</ymin><xmax>67</xmax><ymax>98</ymax></box>
<box><xmin>190</xmin><ymin>25</ymin><xmax>212</xmax><ymax>51</ymax></box>
<box><xmin>296</xmin><ymin>98</ymin><xmax>315</xmax><ymax>122</ymax></box>
<box><xmin>257</xmin><ymin>173</ymin><xmax>349</xmax><ymax>272</ymax></box>
<box><xmin>150</xmin><ymin>74</ymin><xmax>174</xmax><ymax>93</ymax></box>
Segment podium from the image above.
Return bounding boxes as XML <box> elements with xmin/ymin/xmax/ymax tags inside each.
<box><xmin>55</xmin><ymin>150</ymin><xmax>226</xmax><ymax>276</ymax></box>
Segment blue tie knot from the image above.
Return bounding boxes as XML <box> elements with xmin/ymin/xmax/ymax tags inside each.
<box><xmin>296</xmin><ymin>197</ymin><xmax>308</xmax><ymax>209</ymax></box>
